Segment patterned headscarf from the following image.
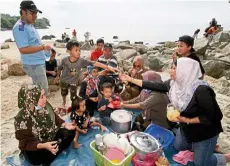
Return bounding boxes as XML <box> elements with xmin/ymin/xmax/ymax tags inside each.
<box><xmin>15</xmin><ymin>85</ymin><xmax>59</xmax><ymax>142</ymax></box>
<box><xmin>83</xmin><ymin>66</ymin><xmax>99</xmax><ymax>96</ymax></box>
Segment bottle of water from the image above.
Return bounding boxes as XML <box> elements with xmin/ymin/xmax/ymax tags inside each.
<box><xmin>95</xmin><ymin>134</ymin><xmax>102</xmax><ymax>151</ymax></box>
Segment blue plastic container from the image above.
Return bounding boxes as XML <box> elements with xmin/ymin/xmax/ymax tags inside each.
<box><xmin>144</xmin><ymin>124</ymin><xmax>175</xmax><ymax>150</ymax></box>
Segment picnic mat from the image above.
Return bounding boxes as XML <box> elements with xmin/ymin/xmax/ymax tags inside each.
<box><xmin>6</xmin><ymin>109</ymin><xmax>194</xmax><ymax>166</ymax></box>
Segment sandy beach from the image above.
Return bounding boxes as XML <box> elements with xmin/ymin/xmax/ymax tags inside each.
<box><xmin>1</xmin><ymin>41</ymin><xmax>230</xmax><ymax>166</ymax></box>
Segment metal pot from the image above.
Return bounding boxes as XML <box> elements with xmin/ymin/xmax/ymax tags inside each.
<box><xmin>130</xmin><ymin>132</ymin><xmax>162</xmax><ymax>162</ymax></box>
<box><xmin>110</xmin><ymin>109</ymin><xmax>132</xmax><ymax>134</ymax></box>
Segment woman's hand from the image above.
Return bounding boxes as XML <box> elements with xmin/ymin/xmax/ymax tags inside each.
<box><xmin>81</xmin><ymin>129</ymin><xmax>88</xmax><ymax>134</ymax></box>
<box><xmin>64</xmin><ymin>123</ymin><xmax>76</xmax><ymax>130</ymax></box>
<box><xmin>119</xmin><ymin>74</ymin><xmax>131</xmax><ymax>82</ymax></box>
<box><xmin>171</xmin><ymin>116</ymin><xmax>190</xmax><ymax>124</ymax></box>
<box><xmin>107</xmin><ymin>66</ymin><xmax>119</xmax><ymax>73</ymax></box>
<box><xmin>120</xmin><ymin>102</ymin><xmax>125</xmax><ymax>108</ymax></box>
<box><xmin>43</xmin><ymin>141</ymin><xmax>59</xmax><ymax>155</ymax></box>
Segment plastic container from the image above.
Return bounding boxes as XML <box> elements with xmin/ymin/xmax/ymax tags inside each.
<box><xmin>132</xmin><ymin>154</ymin><xmax>155</xmax><ymax>166</ymax></box>
<box><xmin>90</xmin><ymin>139</ymin><xmax>135</xmax><ymax>166</ymax></box>
<box><xmin>144</xmin><ymin>124</ymin><xmax>174</xmax><ymax>150</ymax></box>
<box><xmin>105</xmin><ymin>147</ymin><xmax>126</xmax><ymax>164</ymax></box>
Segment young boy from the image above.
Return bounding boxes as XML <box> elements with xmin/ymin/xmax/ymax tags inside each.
<box><xmin>70</xmin><ymin>98</ymin><xmax>105</xmax><ymax>148</ymax></box>
<box><xmin>55</xmin><ymin>40</ymin><xmax>117</xmax><ymax>109</ymax></box>
<box><xmin>79</xmin><ymin>65</ymin><xmax>99</xmax><ymax>116</ymax></box>
<box><xmin>90</xmin><ymin>38</ymin><xmax>104</xmax><ymax>61</ymax></box>
<box><xmin>177</xmin><ymin>35</ymin><xmax>205</xmax><ymax>79</ymax></box>
<box><xmin>97</xmin><ymin>82</ymin><xmax>114</xmax><ymax>125</ymax></box>
<box><xmin>46</xmin><ymin>48</ymin><xmax>57</xmax><ymax>78</ymax></box>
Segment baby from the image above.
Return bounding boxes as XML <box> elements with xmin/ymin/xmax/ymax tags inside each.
<box><xmin>70</xmin><ymin>97</ymin><xmax>105</xmax><ymax>148</ymax></box>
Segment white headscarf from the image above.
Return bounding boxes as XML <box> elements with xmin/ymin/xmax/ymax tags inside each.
<box><xmin>169</xmin><ymin>57</ymin><xmax>209</xmax><ymax>112</ymax></box>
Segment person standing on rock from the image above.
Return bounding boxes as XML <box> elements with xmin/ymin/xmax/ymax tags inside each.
<box><xmin>176</xmin><ymin>35</ymin><xmax>205</xmax><ymax>79</ymax></box>
<box><xmin>90</xmin><ymin>38</ymin><xmax>104</xmax><ymax>61</ymax></box>
<box><xmin>13</xmin><ymin>0</ymin><xmax>51</xmax><ymax>95</ymax></box>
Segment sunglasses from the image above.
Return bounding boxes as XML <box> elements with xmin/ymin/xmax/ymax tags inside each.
<box><xmin>133</xmin><ymin>65</ymin><xmax>141</xmax><ymax>68</ymax></box>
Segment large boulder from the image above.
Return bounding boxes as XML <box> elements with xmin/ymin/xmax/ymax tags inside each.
<box><xmin>118</xmin><ymin>40</ymin><xmax>130</xmax><ymax>45</ymax></box>
<box><xmin>81</xmin><ymin>42</ymin><xmax>92</xmax><ymax>50</ymax></box>
<box><xmin>8</xmin><ymin>61</ymin><xmax>26</xmax><ymax>76</ymax></box>
<box><xmin>213</xmin><ymin>31</ymin><xmax>230</xmax><ymax>43</ymax></box>
<box><xmin>163</xmin><ymin>41</ymin><xmax>177</xmax><ymax>48</ymax></box>
<box><xmin>193</xmin><ymin>37</ymin><xmax>209</xmax><ymax>55</ymax></box>
<box><xmin>114</xmin><ymin>49</ymin><xmax>137</xmax><ymax>63</ymax></box>
<box><xmin>221</xmin><ymin>43</ymin><xmax>230</xmax><ymax>54</ymax></box>
<box><xmin>147</xmin><ymin>53</ymin><xmax>165</xmax><ymax>71</ymax></box>
<box><xmin>114</xmin><ymin>44</ymin><xmax>134</xmax><ymax>50</ymax></box>
<box><xmin>4</xmin><ymin>38</ymin><xmax>14</xmax><ymax>42</ymax></box>
<box><xmin>41</xmin><ymin>35</ymin><xmax>56</xmax><ymax>40</ymax></box>
<box><xmin>203</xmin><ymin>60</ymin><xmax>225</xmax><ymax>78</ymax></box>
<box><xmin>223</xmin><ymin>70</ymin><xmax>230</xmax><ymax>80</ymax></box>
<box><xmin>1</xmin><ymin>43</ymin><xmax>10</xmax><ymax>49</ymax></box>
<box><xmin>135</xmin><ymin>45</ymin><xmax>148</xmax><ymax>54</ymax></box>
<box><xmin>1</xmin><ymin>70</ymin><xmax>9</xmax><ymax>80</ymax></box>
<box><xmin>219</xmin><ymin>42</ymin><xmax>229</xmax><ymax>49</ymax></box>
<box><xmin>54</xmin><ymin>42</ymin><xmax>66</xmax><ymax>48</ymax></box>
<box><xmin>216</xmin><ymin>77</ymin><xmax>230</xmax><ymax>96</ymax></box>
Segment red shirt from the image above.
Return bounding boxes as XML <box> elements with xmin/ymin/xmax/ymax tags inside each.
<box><xmin>90</xmin><ymin>48</ymin><xmax>103</xmax><ymax>61</ymax></box>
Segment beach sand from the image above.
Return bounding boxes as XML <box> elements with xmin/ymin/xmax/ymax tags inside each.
<box><xmin>1</xmin><ymin>42</ymin><xmax>230</xmax><ymax>166</ymax></box>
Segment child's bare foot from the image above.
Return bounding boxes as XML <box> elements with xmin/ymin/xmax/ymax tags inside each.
<box><xmin>73</xmin><ymin>142</ymin><xmax>82</xmax><ymax>148</ymax></box>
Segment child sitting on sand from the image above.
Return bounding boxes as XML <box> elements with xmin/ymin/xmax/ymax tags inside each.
<box><xmin>98</xmin><ymin>82</ymin><xmax>118</xmax><ymax>125</ymax></box>
<box><xmin>70</xmin><ymin>97</ymin><xmax>105</xmax><ymax>148</ymax></box>
<box><xmin>79</xmin><ymin>65</ymin><xmax>99</xmax><ymax>117</ymax></box>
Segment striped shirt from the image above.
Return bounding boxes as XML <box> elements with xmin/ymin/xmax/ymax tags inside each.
<box><xmin>97</xmin><ymin>55</ymin><xmax>118</xmax><ymax>70</ymax></box>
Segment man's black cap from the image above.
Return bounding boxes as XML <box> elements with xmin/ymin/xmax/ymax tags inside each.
<box><xmin>178</xmin><ymin>35</ymin><xmax>195</xmax><ymax>52</ymax></box>
<box><xmin>104</xmin><ymin>43</ymin><xmax>113</xmax><ymax>49</ymax></box>
<box><xmin>20</xmin><ymin>1</ymin><xmax>42</xmax><ymax>13</ymax></box>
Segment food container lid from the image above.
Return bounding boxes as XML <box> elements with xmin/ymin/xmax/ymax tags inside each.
<box><xmin>130</xmin><ymin>132</ymin><xmax>160</xmax><ymax>153</ymax></box>
<box><xmin>110</xmin><ymin>109</ymin><xmax>132</xmax><ymax>123</ymax></box>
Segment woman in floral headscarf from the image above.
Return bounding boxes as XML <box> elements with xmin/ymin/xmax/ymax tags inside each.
<box><xmin>15</xmin><ymin>85</ymin><xmax>76</xmax><ymax>166</ymax></box>
<box><xmin>120</xmin><ymin>56</ymin><xmax>149</xmax><ymax>101</ymax></box>
<box><xmin>79</xmin><ymin>66</ymin><xmax>99</xmax><ymax>116</ymax></box>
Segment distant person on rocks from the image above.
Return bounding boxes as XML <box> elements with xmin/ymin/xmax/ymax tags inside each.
<box><xmin>13</xmin><ymin>0</ymin><xmax>51</xmax><ymax>95</ymax></box>
<box><xmin>210</xmin><ymin>18</ymin><xmax>217</xmax><ymax>27</ymax></box>
<box><xmin>176</xmin><ymin>35</ymin><xmax>205</xmax><ymax>79</ymax></box>
<box><xmin>192</xmin><ymin>29</ymin><xmax>200</xmax><ymax>39</ymax></box>
<box><xmin>46</xmin><ymin>48</ymin><xmax>57</xmax><ymax>78</ymax></box>
<box><xmin>90</xmin><ymin>38</ymin><xmax>104</xmax><ymax>61</ymax></box>
<box><xmin>72</xmin><ymin>29</ymin><xmax>77</xmax><ymax>40</ymax></box>
<box><xmin>61</xmin><ymin>34</ymin><xmax>65</xmax><ymax>43</ymax></box>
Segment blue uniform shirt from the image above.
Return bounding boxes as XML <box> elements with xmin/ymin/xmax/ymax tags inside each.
<box><xmin>12</xmin><ymin>19</ymin><xmax>46</xmax><ymax>65</ymax></box>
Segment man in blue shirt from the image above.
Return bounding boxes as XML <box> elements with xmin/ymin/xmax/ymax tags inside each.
<box><xmin>13</xmin><ymin>0</ymin><xmax>51</xmax><ymax>95</ymax></box>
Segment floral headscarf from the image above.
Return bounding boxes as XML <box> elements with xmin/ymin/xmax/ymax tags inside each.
<box><xmin>83</xmin><ymin>66</ymin><xmax>99</xmax><ymax>96</ymax></box>
<box><xmin>15</xmin><ymin>85</ymin><xmax>59</xmax><ymax>142</ymax></box>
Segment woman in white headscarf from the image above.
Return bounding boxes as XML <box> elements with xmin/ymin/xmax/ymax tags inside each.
<box><xmin>119</xmin><ymin>57</ymin><xmax>230</xmax><ymax>166</ymax></box>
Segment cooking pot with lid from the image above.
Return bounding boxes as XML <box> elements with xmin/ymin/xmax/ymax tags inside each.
<box><xmin>130</xmin><ymin>132</ymin><xmax>162</xmax><ymax>162</ymax></box>
<box><xmin>110</xmin><ymin>109</ymin><xmax>132</xmax><ymax>133</ymax></box>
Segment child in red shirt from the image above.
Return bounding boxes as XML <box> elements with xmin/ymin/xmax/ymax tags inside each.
<box><xmin>90</xmin><ymin>38</ymin><xmax>104</xmax><ymax>61</ymax></box>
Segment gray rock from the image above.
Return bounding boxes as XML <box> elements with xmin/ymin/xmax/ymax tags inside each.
<box><xmin>209</xmin><ymin>41</ymin><xmax>220</xmax><ymax>47</ymax></box>
<box><xmin>114</xmin><ymin>49</ymin><xmax>137</xmax><ymax>63</ymax></box>
<box><xmin>113</xmin><ymin>49</ymin><xmax>122</xmax><ymax>54</ymax></box>
<box><xmin>135</xmin><ymin>45</ymin><xmax>148</xmax><ymax>54</ymax></box>
<box><xmin>41</xmin><ymin>35</ymin><xmax>56</xmax><ymax>40</ymax></box>
<box><xmin>203</xmin><ymin>60</ymin><xmax>225</xmax><ymax>78</ymax></box>
<box><xmin>193</xmin><ymin>38</ymin><xmax>209</xmax><ymax>55</ymax></box>
<box><xmin>4</xmin><ymin>38</ymin><xmax>14</xmax><ymax>42</ymax></box>
<box><xmin>134</xmin><ymin>41</ymin><xmax>144</xmax><ymax>44</ymax></box>
<box><xmin>81</xmin><ymin>42</ymin><xmax>93</xmax><ymax>50</ymax></box>
<box><xmin>115</xmin><ymin>44</ymin><xmax>134</xmax><ymax>50</ymax></box>
<box><xmin>147</xmin><ymin>50</ymin><xmax>159</xmax><ymax>56</ymax></box>
<box><xmin>214</xmin><ymin>53</ymin><xmax>226</xmax><ymax>59</ymax></box>
<box><xmin>163</xmin><ymin>49</ymin><xmax>174</xmax><ymax>55</ymax></box>
<box><xmin>8</xmin><ymin>61</ymin><xmax>26</xmax><ymax>76</ymax></box>
<box><xmin>121</xmin><ymin>60</ymin><xmax>132</xmax><ymax>72</ymax></box>
<box><xmin>213</xmin><ymin>31</ymin><xmax>230</xmax><ymax>43</ymax></box>
<box><xmin>1</xmin><ymin>43</ymin><xmax>10</xmax><ymax>49</ymax></box>
<box><xmin>1</xmin><ymin>70</ymin><xmax>9</xmax><ymax>80</ymax></box>
<box><xmin>219</xmin><ymin>42</ymin><xmax>229</xmax><ymax>49</ymax></box>
<box><xmin>54</xmin><ymin>42</ymin><xmax>66</xmax><ymax>48</ymax></box>
<box><xmin>147</xmin><ymin>53</ymin><xmax>165</xmax><ymax>70</ymax></box>
<box><xmin>163</xmin><ymin>41</ymin><xmax>177</xmax><ymax>48</ymax></box>
<box><xmin>148</xmin><ymin>46</ymin><xmax>162</xmax><ymax>51</ymax></box>
<box><xmin>118</xmin><ymin>40</ymin><xmax>130</xmax><ymax>45</ymax></box>
<box><xmin>223</xmin><ymin>70</ymin><xmax>230</xmax><ymax>80</ymax></box>
<box><xmin>221</xmin><ymin>43</ymin><xmax>230</xmax><ymax>54</ymax></box>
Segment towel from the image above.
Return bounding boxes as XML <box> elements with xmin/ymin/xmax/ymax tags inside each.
<box><xmin>173</xmin><ymin>150</ymin><xmax>194</xmax><ymax>165</ymax></box>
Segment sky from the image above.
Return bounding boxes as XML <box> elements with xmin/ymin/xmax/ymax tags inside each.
<box><xmin>1</xmin><ymin>0</ymin><xmax>230</xmax><ymax>44</ymax></box>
